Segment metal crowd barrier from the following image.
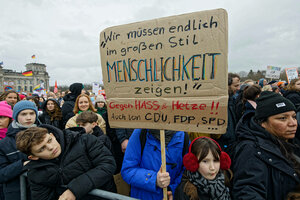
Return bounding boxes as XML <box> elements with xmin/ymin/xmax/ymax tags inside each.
<box><xmin>20</xmin><ymin>172</ymin><xmax>139</xmax><ymax>200</ymax></box>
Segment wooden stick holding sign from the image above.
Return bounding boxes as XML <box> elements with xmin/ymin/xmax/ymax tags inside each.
<box><xmin>160</xmin><ymin>129</ymin><xmax>167</xmax><ymax>200</ymax></box>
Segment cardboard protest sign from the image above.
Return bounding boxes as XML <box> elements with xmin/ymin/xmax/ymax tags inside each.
<box><xmin>266</xmin><ymin>66</ymin><xmax>281</xmax><ymax>79</ymax></box>
<box><xmin>285</xmin><ymin>67</ymin><xmax>299</xmax><ymax>83</ymax></box>
<box><xmin>100</xmin><ymin>9</ymin><xmax>228</xmax><ymax>134</ymax></box>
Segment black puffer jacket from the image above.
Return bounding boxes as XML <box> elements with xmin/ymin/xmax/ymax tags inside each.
<box><xmin>232</xmin><ymin>112</ymin><xmax>300</xmax><ymax>200</ymax></box>
<box><xmin>39</xmin><ymin>99</ymin><xmax>64</xmax><ymax>130</ymax></box>
<box><xmin>0</xmin><ymin>123</ymin><xmax>30</xmax><ymax>200</ymax></box>
<box><xmin>67</xmin><ymin>126</ymin><xmax>112</xmax><ymax>155</ymax></box>
<box><xmin>284</xmin><ymin>90</ymin><xmax>300</xmax><ymax>108</ymax></box>
<box><xmin>61</xmin><ymin>83</ymin><xmax>83</xmax><ymax>126</ymax></box>
<box><xmin>25</xmin><ymin>124</ymin><xmax>116</xmax><ymax>200</ymax></box>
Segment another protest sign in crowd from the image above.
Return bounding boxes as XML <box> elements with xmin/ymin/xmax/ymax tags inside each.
<box><xmin>0</xmin><ymin>75</ymin><xmax>299</xmax><ymax>200</ymax></box>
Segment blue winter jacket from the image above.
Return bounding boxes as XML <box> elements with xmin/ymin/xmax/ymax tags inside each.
<box><xmin>121</xmin><ymin>129</ymin><xmax>185</xmax><ymax>200</ymax></box>
<box><xmin>0</xmin><ymin>123</ymin><xmax>29</xmax><ymax>200</ymax></box>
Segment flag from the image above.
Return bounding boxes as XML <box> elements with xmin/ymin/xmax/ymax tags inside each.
<box><xmin>33</xmin><ymin>84</ymin><xmax>43</xmax><ymax>91</ymax></box>
<box><xmin>22</xmin><ymin>70</ymin><xmax>33</xmax><ymax>76</ymax></box>
<box><xmin>31</xmin><ymin>55</ymin><xmax>36</xmax><ymax>59</ymax></box>
<box><xmin>54</xmin><ymin>80</ymin><xmax>58</xmax><ymax>93</ymax></box>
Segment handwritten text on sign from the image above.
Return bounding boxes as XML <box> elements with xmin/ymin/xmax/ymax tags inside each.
<box><xmin>100</xmin><ymin>9</ymin><xmax>228</xmax><ymax>133</ymax></box>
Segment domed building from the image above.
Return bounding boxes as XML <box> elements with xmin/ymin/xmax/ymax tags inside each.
<box><xmin>0</xmin><ymin>63</ymin><xmax>50</xmax><ymax>93</ymax></box>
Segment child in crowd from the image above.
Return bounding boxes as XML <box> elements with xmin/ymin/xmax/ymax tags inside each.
<box><xmin>121</xmin><ymin>129</ymin><xmax>188</xmax><ymax>200</ymax></box>
<box><xmin>174</xmin><ymin>137</ymin><xmax>232</xmax><ymax>200</ymax></box>
<box><xmin>0</xmin><ymin>101</ymin><xmax>13</xmax><ymax>200</ymax></box>
<box><xmin>76</xmin><ymin>111</ymin><xmax>112</xmax><ymax>152</ymax></box>
<box><xmin>0</xmin><ymin>100</ymin><xmax>39</xmax><ymax>200</ymax></box>
<box><xmin>94</xmin><ymin>95</ymin><xmax>107</xmax><ymax>118</ymax></box>
<box><xmin>0</xmin><ymin>101</ymin><xmax>13</xmax><ymax>139</ymax></box>
<box><xmin>76</xmin><ymin>110</ymin><xmax>103</xmax><ymax>135</ymax></box>
<box><xmin>16</xmin><ymin>126</ymin><xmax>117</xmax><ymax>200</ymax></box>
<box><xmin>0</xmin><ymin>90</ymin><xmax>20</xmax><ymax>108</ymax></box>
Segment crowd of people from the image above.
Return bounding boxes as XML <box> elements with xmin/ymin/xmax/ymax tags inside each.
<box><xmin>0</xmin><ymin>76</ymin><xmax>300</xmax><ymax>200</ymax></box>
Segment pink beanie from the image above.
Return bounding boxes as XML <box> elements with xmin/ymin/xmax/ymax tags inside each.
<box><xmin>0</xmin><ymin>101</ymin><xmax>13</xmax><ymax>118</ymax></box>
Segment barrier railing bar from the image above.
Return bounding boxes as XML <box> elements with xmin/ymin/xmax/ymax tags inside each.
<box><xmin>20</xmin><ymin>172</ymin><xmax>139</xmax><ymax>200</ymax></box>
<box><xmin>20</xmin><ymin>173</ymin><xmax>27</xmax><ymax>200</ymax></box>
<box><xmin>89</xmin><ymin>189</ymin><xmax>139</xmax><ymax>200</ymax></box>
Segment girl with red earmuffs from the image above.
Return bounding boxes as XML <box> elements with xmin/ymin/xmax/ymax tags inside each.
<box><xmin>174</xmin><ymin>137</ymin><xmax>232</xmax><ymax>200</ymax></box>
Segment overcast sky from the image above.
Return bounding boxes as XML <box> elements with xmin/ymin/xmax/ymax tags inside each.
<box><xmin>0</xmin><ymin>0</ymin><xmax>299</xmax><ymax>86</ymax></box>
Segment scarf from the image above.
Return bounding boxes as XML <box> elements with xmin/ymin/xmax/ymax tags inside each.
<box><xmin>12</xmin><ymin>120</ymin><xmax>37</xmax><ymax>129</ymax></box>
<box><xmin>97</xmin><ymin>107</ymin><xmax>106</xmax><ymax>117</ymax></box>
<box><xmin>0</xmin><ymin>128</ymin><xmax>7</xmax><ymax>140</ymax></box>
<box><xmin>148</xmin><ymin>129</ymin><xmax>176</xmax><ymax>146</ymax></box>
<box><xmin>186</xmin><ymin>170</ymin><xmax>231</xmax><ymax>200</ymax></box>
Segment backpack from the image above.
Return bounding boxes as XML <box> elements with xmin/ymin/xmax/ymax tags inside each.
<box><xmin>139</xmin><ymin>129</ymin><xmax>190</xmax><ymax>157</ymax></box>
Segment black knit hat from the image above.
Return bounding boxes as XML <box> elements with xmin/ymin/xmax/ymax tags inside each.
<box><xmin>255</xmin><ymin>91</ymin><xmax>296</xmax><ymax>121</ymax></box>
<box><xmin>69</xmin><ymin>83</ymin><xmax>83</xmax><ymax>96</ymax></box>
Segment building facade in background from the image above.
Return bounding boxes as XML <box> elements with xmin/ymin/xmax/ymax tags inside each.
<box><xmin>0</xmin><ymin>63</ymin><xmax>50</xmax><ymax>93</ymax></box>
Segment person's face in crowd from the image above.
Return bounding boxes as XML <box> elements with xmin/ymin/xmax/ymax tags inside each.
<box><xmin>97</xmin><ymin>102</ymin><xmax>105</xmax><ymax>108</ymax></box>
<box><xmin>294</xmin><ymin>80</ymin><xmax>300</xmax><ymax>90</ymax></box>
<box><xmin>261</xmin><ymin>111</ymin><xmax>297</xmax><ymax>140</ymax></box>
<box><xmin>81</xmin><ymin>89</ymin><xmax>86</xmax><ymax>94</ymax></box>
<box><xmin>17</xmin><ymin>109</ymin><xmax>36</xmax><ymax>126</ymax></box>
<box><xmin>61</xmin><ymin>92</ymin><xmax>65</xmax><ymax>97</ymax></box>
<box><xmin>5</xmin><ymin>93</ymin><xmax>18</xmax><ymax>106</ymax></box>
<box><xmin>274</xmin><ymin>88</ymin><xmax>280</xmax><ymax>93</ymax></box>
<box><xmin>198</xmin><ymin>150</ymin><xmax>220</xmax><ymax>180</ymax></box>
<box><xmin>0</xmin><ymin>116</ymin><xmax>10</xmax><ymax>128</ymax></box>
<box><xmin>263</xmin><ymin>79</ymin><xmax>267</xmax><ymax>86</ymax></box>
<box><xmin>230</xmin><ymin>77</ymin><xmax>240</xmax><ymax>95</ymax></box>
<box><xmin>29</xmin><ymin>133</ymin><xmax>61</xmax><ymax>160</ymax></box>
<box><xmin>78</xmin><ymin>96</ymin><xmax>89</xmax><ymax>111</ymax></box>
<box><xmin>78</xmin><ymin>122</ymin><xmax>97</xmax><ymax>134</ymax></box>
<box><xmin>39</xmin><ymin>97</ymin><xmax>44</xmax><ymax>102</ymax></box>
<box><xmin>46</xmin><ymin>100</ymin><xmax>55</xmax><ymax>112</ymax></box>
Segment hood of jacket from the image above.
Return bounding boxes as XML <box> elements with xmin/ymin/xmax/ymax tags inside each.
<box><xmin>63</xmin><ymin>93</ymin><xmax>77</xmax><ymax>102</ymax></box>
<box><xmin>41</xmin><ymin>99</ymin><xmax>61</xmax><ymax>112</ymax></box>
<box><xmin>236</xmin><ymin>111</ymin><xmax>274</xmax><ymax>142</ymax></box>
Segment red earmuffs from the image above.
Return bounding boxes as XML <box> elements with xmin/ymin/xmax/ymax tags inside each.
<box><xmin>183</xmin><ymin>136</ymin><xmax>231</xmax><ymax>172</ymax></box>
